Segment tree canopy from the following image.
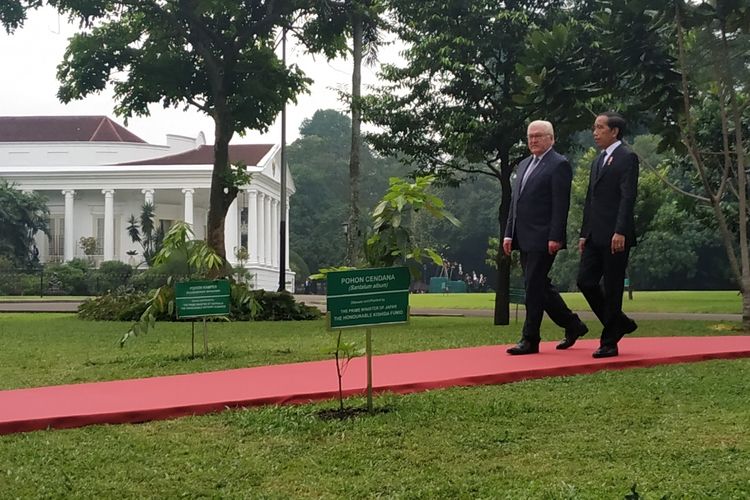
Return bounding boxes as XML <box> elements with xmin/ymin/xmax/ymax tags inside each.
<box><xmin>364</xmin><ymin>0</ymin><xmax>580</xmax><ymax>323</ymax></box>
<box><xmin>50</xmin><ymin>0</ymin><xmax>336</xmax><ymax>261</ymax></box>
<box><xmin>0</xmin><ymin>0</ymin><xmax>40</xmax><ymax>32</ymax></box>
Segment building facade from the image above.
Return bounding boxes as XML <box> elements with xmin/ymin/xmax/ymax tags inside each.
<box><xmin>0</xmin><ymin>116</ymin><xmax>294</xmax><ymax>290</ymax></box>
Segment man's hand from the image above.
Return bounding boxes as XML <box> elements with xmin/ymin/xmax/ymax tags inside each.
<box><xmin>503</xmin><ymin>237</ymin><xmax>512</xmax><ymax>256</ymax></box>
<box><xmin>548</xmin><ymin>240</ymin><xmax>562</xmax><ymax>255</ymax></box>
<box><xmin>578</xmin><ymin>238</ymin><xmax>586</xmax><ymax>255</ymax></box>
<box><xmin>611</xmin><ymin>233</ymin><xmax>626</xmax><ymax>254</ymax></box>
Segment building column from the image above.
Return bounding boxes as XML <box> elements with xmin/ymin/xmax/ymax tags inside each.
<box><xmin>285</xmin><ymin>197</ymin><xmax>291</xmax><ymax>271</ymax></box>
<box><xmin>247</xmin><ymin>190</ymin><xmax>258</xmax><ymax>264</ymax></box>
<box><xmin>182</xmin><ymin>189</ymin><xmax>194</xmax><ymax>238</ymax></box>
<box><xmin>102</xmin><ymin>189</ymin><xmax>115</xmax><ymax>261</ymax></box>
<box><xmin>224</xmin><ymin>197</ymin><xmax>239</xmax><ymax>264</ymax></box>
<box><xmin>141</xmin><ymin>188</ymin><xmax>155</xmax><ymax>206</ymax></box>
<box><xmin>264</xmin><ymin>194</ymin><xmax>272</xmax><ymax>265</ymax></box>
<box><xmin>271</xmin><ymin>198</ymin><xmax>278</xmax><ymax>268</ymax></box>
<box><xmin>257</xmin><ymin>193</ymin><xmax>265</xmax><ymax>265</ymax></box>
<box><xmin>63</xmin><ymin>189</ymin><xmax>75</xmax><ymax>261</ymax></box>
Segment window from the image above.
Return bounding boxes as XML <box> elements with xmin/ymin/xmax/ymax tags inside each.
<box><xmin>159</xmin><ymin>219</ymin><xmax>175</xmax><ymax>234</ymax></box>
<box><xmin>95</xmin><ymin>218</ymin><xmax>105</xmax><ymax>255</ymax></box>
<box><xmin>47</xmin><ymin>217</ymin><xmax>64</xmax><ymax>260</ymax></box>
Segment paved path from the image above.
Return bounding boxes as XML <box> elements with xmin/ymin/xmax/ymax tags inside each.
<box><xmin>0</xmin><ymin>296</ymin><xmax>741</xmax><ymax>322</ymax></box>
<box><xmin>0</xmin><ymin>301</ymin><xmax>81</xmax><ymax>312</ymax></box>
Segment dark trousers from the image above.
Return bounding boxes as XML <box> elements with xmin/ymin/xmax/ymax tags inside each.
<box><xmin>577</xmin><ymin>243</ymin><xmax>631</xmax><ymax>347</ymax></box>
<box><xmin>520</xmin><ymin>251</ymin><xmax>581</xmax><ymax>342</ymax></box>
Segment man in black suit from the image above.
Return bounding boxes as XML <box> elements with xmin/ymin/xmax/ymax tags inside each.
<box><xmin>575</xmin><ymin>112</ymin><xmax>639</xmax><ymax>358</ymax></box>
<box><xmin>504</xmin><ymin>120</ymin><xmax>588</xmax><ymax>355</ymax></box>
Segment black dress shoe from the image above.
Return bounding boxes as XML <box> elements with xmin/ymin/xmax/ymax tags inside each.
<box><xmin>614</xmin><ymin>317</ymin><xmax>638</xmax><ymax>342</ymax></box>
<box><xmin>622</xmin><ymin>318</ymin><xmax>638</xmax><ymax>335</ymax></box>
<box><xmin>592</xmin><ymin>345</ymin><xmax>619</xmax><ymax>358</ymax></box>
<box><xmin>556</xmin><ymin>322</ymin><xmax>589</xmax><ymax>350</ymax></box>
<box><xmin>507</xmin><ymin>339</ymin><xmax>540</xmax><ymax>355</ymax></box>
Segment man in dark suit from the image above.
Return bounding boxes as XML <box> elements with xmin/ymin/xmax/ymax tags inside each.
<box><xmin>575</xmin><ymin>112</ymin><xmax>639</xmax><ymax>358</ymax></box>
<box><xmin>504</xmin><ymin>120</ymin><xmax>588</xmax><ymax>355</ymax></box>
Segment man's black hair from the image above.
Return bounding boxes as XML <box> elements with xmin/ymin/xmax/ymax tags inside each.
<box><xmin>599</xmin><ymin>111</ymin><xmax>626</xmax><ymax>140</ymax></box>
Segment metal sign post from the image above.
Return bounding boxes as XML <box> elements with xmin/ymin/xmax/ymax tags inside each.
<box><xmin>175</xmin><ymin>280</ymin><xmax>231</xmax><ymax>357</ymax></box>
<box><xmin>326</xmin><ymin>267</ymin><xmax>410</xmax><ymax>413</ymax></box>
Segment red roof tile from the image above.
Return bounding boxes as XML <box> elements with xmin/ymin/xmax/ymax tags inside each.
<box><xmin>117</xmin><ymin>144</ymin><xmax>275</xmax><ymax>166</ymax></box>
<box><xmin>0</xmin><ymin>116</ymin><xmax>146</xmax><ymax>143</ymax></box>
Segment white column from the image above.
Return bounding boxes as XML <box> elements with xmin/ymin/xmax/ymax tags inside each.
<box><xmin>224</xmin><ymin>197</ymin><xmax>239</xmax><ymax>264</ymax></box>
<box><xmin>257</xmin><ymin>193</ymin><xmax>265</xmax><ymax>265</ymax></box>
<box><xmin>62</xmin><ymin>190</ymin><xmax>75</xmax><ymax>261</ymax></box>
<box><xmin>271</xmin><ymin>198</ymin><xmax>278</xmax><ymax>268</ymax></box>
<box><xmin>285</xmin><ymin>197</ymin><xmax>291</xmax><ymax>271</ymax></box>
<box><xmin>141</xmin><ymin>188</ymin><xmax>154</xmax><ymax>206</ymax></box>
<box><xmin>182</xmin><ymin>189</ymin><xmax>194</xmax><ymax>237</ymax></box>
<box><xmin>102</xmin><ymin>189</ymin><xmax>115</xmax><ymax>261</ymax></box>
<box><xmin>264</xmin><ymin>194</ymin><xmax>272</xmax><ymax>265</ymax></box>
<box><xmin>247</xmin><ymin>190</ymin><xmax>258</xmax><ymax>264</ymax></box>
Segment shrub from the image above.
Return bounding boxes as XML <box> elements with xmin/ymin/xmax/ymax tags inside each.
<box><xmin>0</xmin><ymin>271</ymin><xmax>39</xmax><ymax>295</ymax></box>
<box><xmin>77</xmin><ymin>288</ymin><xmax>162</xmax><ymax>321</ymax></box>
<box><xmin>247</xmin><ymin>290</ymin><xmax>322</xmax><ymax>321</ymax></box>
<box><xmin>78</xmin><ymin>285</ymin><xmax>321</xmax><ymax>322</ymax></box>
<box><xmin>94</xmin><ymin>260</ymin><xmax>134</xmax><ymax>294</ymax></box>
<box><xmin>45</xmin><ymin>260</ymin><xmax>91</xmax><ymax>295</ymax></box>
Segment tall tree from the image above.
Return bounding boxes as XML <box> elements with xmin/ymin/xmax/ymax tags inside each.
<box><xmin>302</xmin><ymin>0</ymin><xmax>386</xmax><ymax>265</ymax></box>
<box><xmin>365</xmin><ymin>0</ymin><xmax>572</xmax><ymax>324</ymax></box>
<box><xmin>520</xmin><ymin>0</ymin><xmax>750</xmax><ymax>326</ymax></box>
<box><xmin>670</xmin><ymin>1</ymin><xmax>750</xmax><ymax>326</ymax></box>
<box><xmin>0</xmin><ymin>180</ymin><xmax>48</xmax><ymax>266</ymax></box>
<box><xmin>288</xmin><ymin>109</ymin><xmax>408</xmax><ymax>273</ymax></box>
<box><xmin>50</xmin><ymin>0</ymin><xmax>334</xmax><ymax>261</ymax></box>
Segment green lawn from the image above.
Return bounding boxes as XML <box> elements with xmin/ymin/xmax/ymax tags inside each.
<box><xmin>409</xmin><ymin>290</ymin><xmax>741</xmax><ymax>313</ymax></box>
<box><xmin>0</xmin><ymin>314</ymin><xmax>748</xmax><ymax>498</ymax></box>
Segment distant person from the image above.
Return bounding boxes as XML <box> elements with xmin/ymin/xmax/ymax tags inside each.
<box><xmin>575</xmin><ymin>112</ymin><xmax>639</xmax><ymax>358</ymax></box>
<box><xmin>504</xmin><ymin>120</ymin><xmax>588</xmax><ymax>355</ymax></box>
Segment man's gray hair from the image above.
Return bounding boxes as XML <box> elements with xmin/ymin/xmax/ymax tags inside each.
<box><xmin>527</xmin><ymin>120</ymin><xmax>554</xmax><ymax>138</ymax></box>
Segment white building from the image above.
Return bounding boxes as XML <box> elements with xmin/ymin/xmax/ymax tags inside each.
<box><xmin>0</xmin><ymin>116</ymin><xmax>295</xmax><ymax>290</ymax></box>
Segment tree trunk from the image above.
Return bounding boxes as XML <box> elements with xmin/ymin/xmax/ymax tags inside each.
<box><xmin>346</xmin><ymin>11</ymin><xmax>363</xmax><ymax>266</ymax></box>
<box><xmin>206</xmin><ymin>108</ymin><xmax>237</xmax><ymax>263</ymax></box>
<box><xmin>493</xmin><ymin>160</ymin><xmax>513</xmax><ymax>325</ymax></box>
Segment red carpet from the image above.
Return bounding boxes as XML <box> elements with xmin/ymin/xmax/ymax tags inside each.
<box><xmin>1</xmin><ymin>336</ymin><xmax>749</xmax><ymax>435</ymax></box>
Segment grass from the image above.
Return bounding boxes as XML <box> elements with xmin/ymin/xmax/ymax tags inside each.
<box><xmin>0</xmin><ymin>313</ymin><xmax>740</xmax><ymax>390</ymax></box>
<box><xmin>409</xmin><ymin>290</ymin><xmax>741</xmax><ymax>314</ymax></box>
<box><xmin>0</xmin><ymin>314</ymin><xmax>748</xmax><ymax>498</ymax></box>
<box><xmin>1</xmin><ymin>290</ymin><xmax>741</xmax><ymax>314</ymax></box>
<box><xmin>1</xmin><ymin>360</ymin><xmax>748</xmax><ymax>498</ymax></box>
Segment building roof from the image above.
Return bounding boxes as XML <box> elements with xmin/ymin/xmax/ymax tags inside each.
<box><xmin>0</xmin><ymin>116</ymin><xmax>146</xmax><ymax>143</ymax></box>
<box><xmin>117</xmin><ymin>144</ymin><xmax>275</xmax><ymax>166</ymax></box>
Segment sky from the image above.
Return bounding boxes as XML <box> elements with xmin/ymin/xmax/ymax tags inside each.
<box><xmin>0</xmin><ymin>6</ymin><xmax>400</xmax><ymax>146</ymax></box>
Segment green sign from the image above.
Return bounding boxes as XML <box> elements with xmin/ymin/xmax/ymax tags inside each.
<box><xmin>175</xmin><ymin>280</ymin><xmax>231</xmax><ymax>319</ymax></box>
<box><xmin>327</xmin><ymin>267</ymin><xmax>410</xmax><ymax>329</ymax></box>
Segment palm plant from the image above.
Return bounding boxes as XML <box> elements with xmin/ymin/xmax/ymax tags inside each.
<box><xmin>127</xmin><ymin>203</ymin><xmax>164</xmax><ymax>266</ymax></box>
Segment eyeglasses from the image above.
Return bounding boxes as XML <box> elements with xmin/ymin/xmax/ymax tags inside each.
<box><xmin>527</xmin><ymin>133</ymin><xmax>551</xmax><ymax>140</ymax></box>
